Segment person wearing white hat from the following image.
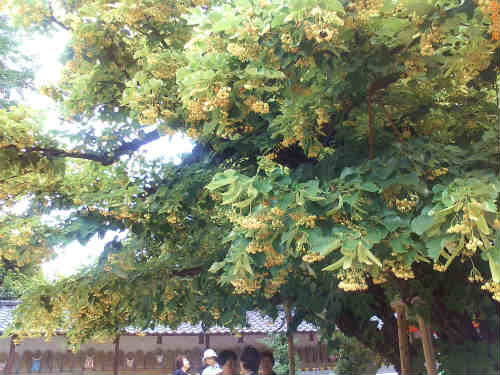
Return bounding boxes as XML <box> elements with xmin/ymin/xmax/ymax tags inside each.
<box><xmin>201</xmin><ymin>349</ymin><xmax>222</xmax><ymax>375</ymax></box>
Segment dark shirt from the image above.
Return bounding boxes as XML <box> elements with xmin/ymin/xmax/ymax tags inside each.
<box><xmin>173</xmin><ymin>369</ymin><xmax>188</xmax><ymax>375</ymax></box>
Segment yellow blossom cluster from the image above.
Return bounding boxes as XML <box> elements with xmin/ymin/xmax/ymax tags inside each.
<box><xmin>264</xmin><ymin>246</ymin><xmax>285</xmax><ymax>268</ymax></box>
<box><xmin>446</xmin><ymin>223</ymin><xmax>469</xmax><ymax>234</ymax></box>
<box><xmin>281</xmin><ymin>137</ymin><xmax>298</xmax><ymax>148</ymax></box>
<box><xmin>231</xmin><ymin>215</ymin><xmax>266</xmax><ymax>230</ymax></box>
<box><xmin>337</xmin><ymin>268</ymin><xmax>368</xmax><ymax>292</ymax></box>
<box><xmin>464</xmin><ymin>237</ymin><xmax>483</xmax><ymax>256</ymax></box>
<box><xmin>468</xmin><ymin>267</ymin><xmax>484</xmax><ymax>283</ymax></box>
<box><xmin>227</xmin><ymin>43</ymin><xmax>253</xmax><ymax>62</ymax></box>
<box><xmin>303</xmin><ymin>22</ymin><xmax>338</xmax><ymax>44</ymax></box>
<box><xmin>433</xmin><ymin>263</ymin><xmax>447</xmax><ymax>272</ymax></box>
<box><xmin>403</xmin><ymin>58</ymin><xmax>427</xmax><ymax>79</ymax></box>
<box><xmin>246</xmin><ymin>240</ymin><xmax>265</xmax><ymax>254</ymax></box>
<box><xmin>349</xmin><ymin>0</ymin><xmax>384</xmax><ymax>21</ymax></box>
<box><xmin>251</xmin><ymin>100</ymin><xmax>270</xmax><ymax>114</ymax></box>
<box><xmin>210</xmin><ymin>307</ymin><xmax>221</xmax><ymax>320</ymax></box>
<box><xmin>394</xmin><ymin>192</ymin><xmax>419</xmax><ymax>213</ymax></box>
<box><xmin>138</xmin><ymin>106</ymin><xmax>159</xmax><ymax>125</ymax></box>
<box><xmin>264</xmin><ymin>270</ymin><xmax>287</xmax><ymax>298</ymax></box>
<box><xmin>280</xmin><ymin>33</ymin><xmax>298</xmax><ymax>53</ymax></box>
<box><xmin>425</xmin><ymin>167</ymin><xmax>448</xmax><ymax>181</ymax></box>
<box><xmin>481</xmin><ymin>280</ymin><xmax>500</xmax><ymax>302</ymax></box>
<box><xmin>457</xmin><ymin>43</ymin><xmax>493</xmax><ymax>83</ymax></box>
<box><xmin>216</xmin><ymin>86</ymin><xmax>231</xmax><ymax>100</ymax></box>
<box><xmin>371</xmin><ymin>273</ymin><xmax>388</xmax><ymax>285</ymax></box>
<box><xmin>231</xmin><ymin>277</ymin><xmax>261</xmax><ymax>294</ymax></box>
<box><xmin>302</xmin><ymin>253</ymin><xmax>325</xmax><ymax>263</ymax></box>
<box><xmin>290</xmin><ymin>213</ymin><xmax>317</xmax><ymax>228</ymax></box>
<box><xmin>186</xmin><ymin>100</ymin><xmax>208</xmax><ymax>122</ymax></box>
<box><xmin>331</xmin><ymin>214</ymin><xmax>366</xmax><ymax>234</ymax></box>
<box><xmin>420</xmin><ymin>28</ymin><xmax>442</xmax><ymax>56</ymax></box>
<box><xmin>270</xmin><ymin>206</ymin><xmax>285</xmax><ymax>216</ymax></box>
<box><xmin>315</xmin><ymin>108</ymin><xmax>329</xmax><ymax>126</ymax></box>
<box><xmin>384</xmin><ymin>259</ymin><xmax>415</xmax><ymax>279</ymax></box>
<box><xmin>295</xmin><ymin>56</ymin><xmax>315</xmax><ymax>69</ymax></box>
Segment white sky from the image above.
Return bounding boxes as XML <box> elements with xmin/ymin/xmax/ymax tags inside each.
<box><xmin>21</xmin><ymin>31</ymin><xmax>193</xmax><ymax>279</ymax></box>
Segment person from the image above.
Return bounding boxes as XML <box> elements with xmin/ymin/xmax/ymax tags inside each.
<box><xmin>173</xmin><ymin>355</ymin><xmax>191</xmax><ymax>375</ymax></box>
<box><xmin>202</xmin><ymin>349</ymin><xmax>222</xmax><ymax>375</ymax></box>
<box><xmin>258</xmin><ymin>351</ymin><xmax>276</xmax><ymax>375</ymax></box>
<box><xmin>240</xmin><ymin>346</ymin><xmax>260</xmax><ymax>375</ymax></box>
<box><xmin>217</xmin><ymin>350</ymin><xmax>237</xmax><ymax>375</ymax></box>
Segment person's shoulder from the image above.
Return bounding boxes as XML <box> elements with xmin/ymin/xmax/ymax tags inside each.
<box><xmin>203</xmin><ymin>366</ymin><xmax>222</xmax><ymax>375</ymax></box>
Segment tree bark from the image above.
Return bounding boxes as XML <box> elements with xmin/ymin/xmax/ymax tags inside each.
<box><xmin>5</xmin><ymin>336</ymin><xmax>15</xmax><ymax>373</ymax></box>
<box><xmin>113</xmin><ymin>336</ymin><xmax>120</xmax><ymax>375</ymax></box>
<box><xmin>392</xmin><ymin>300</ymin><xmax>410</xmax><ymax>375</ymax></box>
<box><xmin>417</xmin><ymin>316</ymin><xmax>437</xmax><ymax>375</ymax></box>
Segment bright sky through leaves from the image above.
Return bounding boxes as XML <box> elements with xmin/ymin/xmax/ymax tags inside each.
<box><xmin>22</xmin><ymin>31</ymin><xmax>193</xmax><ymax>278</ymax></box>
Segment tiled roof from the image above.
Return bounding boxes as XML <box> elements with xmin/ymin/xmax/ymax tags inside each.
<box><xmin>0</xmin><ymin>300</ymin><xmax>18</xmax><ymax>332</ymax></box>
<box><xmin>0</xmin><ymin>301</ymin><xmax>317</xmax><ymax>335</ymax></box>
<box><xmin>124</xmin><ymin>310</ymin><xmax>317</xmax><ymax>335</ymax></box>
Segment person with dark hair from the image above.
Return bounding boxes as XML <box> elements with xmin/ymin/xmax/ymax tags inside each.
<box><xmin>217</xmin><ymin>350</ymin><xmax>237</xmax><ymax>375</ymax></box>
<box><xmin>240</xmin><ymin>346</ymin><xmax>260</xmax><ymax>375</ymax></box>
<box><xmin>258</xmin><ymin>351</ymin><xmax>276</xmax><ymax>375</ymax></box>
<box><xmin>202</xmin><ymin>349</ymin><xmax>222</xmax><ymax>375</ymax></box>
<box><xmin>173</xmin><ymin>355</ymin><xmax>190</xmax><ymax>375</ymax></box>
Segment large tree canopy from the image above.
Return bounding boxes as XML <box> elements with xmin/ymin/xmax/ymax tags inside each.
<box><xmin>1</xmin><ymin>0</ymin><xmax>499</xmax><ymax>373</ymax></box>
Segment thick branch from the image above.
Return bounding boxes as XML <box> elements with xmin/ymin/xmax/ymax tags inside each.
<box><xmin>170</xmin><ymin>266</ymin><xmax>203</xmax><ymax>277</ymax></box>
<box><xmin>22</xmin><ymin>130</ymin><xmax>161</xmax><ymax>166</ymax></box>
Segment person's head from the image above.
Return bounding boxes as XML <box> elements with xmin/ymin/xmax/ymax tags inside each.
<box><xmin>176</xmin><ymin>355</ymin><xmax>190</xmax><ymax>372</ymax></box>
<box><xmin>217</xmin><ymin>350</ymin><xmax>237</xmax><ymax>375</ymax></box>
<box><xmin>203</xmin><ymin>349</ymin><xmax>218</xmax><ymax>367</ymax></box>
<box><xmin>258</xmin><ymin>351</ymin><xmax>274</xmax><ymax>375</ymax></box>
<box><xmin>240</xmin><ymin>346</ymin><xmax>260</xmax><ymax>374</ymax></box>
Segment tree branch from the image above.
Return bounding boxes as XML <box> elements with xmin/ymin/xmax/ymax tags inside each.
<box><xmin>382</xmin><ymin>104</ymin><xmax>403</xmax><ymax>143</ymax></box>
<box><xmin>170</xmin><ymin>266</ymin><xmax>203</xmax><ymax>277</ymax></box>
<box><xmin>21</xmin><ymin>129</ymin><xmax>161</xmax><ymax>166</ymax></box>
<box><xmin>48</xmin><ymin>2</ymin><xmax>70</xmax><ymax>31</ymax></box>
<box><xmin>367</xmin><ymin>95</ymin><xmax>374</xmax><ymax>160</ymax></box>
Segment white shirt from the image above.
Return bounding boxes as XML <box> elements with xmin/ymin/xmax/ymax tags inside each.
<box><xmin>202</xmin><ymin>365</ymin><xmax>222</xmax><ymax>375</ymax></box>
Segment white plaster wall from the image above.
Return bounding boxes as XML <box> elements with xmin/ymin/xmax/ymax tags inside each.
<box><xmin>0</xmin><ymin>338</ymin><xmax>11</xmax><ymax>353</ymax></box>
<box><xmin>0</xmin><ymin>332</ymin><xmax>316</xmax><ymax>355</ymax></box>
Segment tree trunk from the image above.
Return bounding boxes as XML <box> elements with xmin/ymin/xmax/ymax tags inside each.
<box><xmin>285</xmin><ymin>303</ymin><xmax>295</xmax><ymax>375</ymax></box>
<box><xmin>5</xmin><ymin>336</ymin><xmax>15</xmax><ymax>373</ymax></box>
<box><xmin>113</xmin><ymin>336</ymin><xmax>120</xmax><ymax>375</ymax></box>
<box><xmin>417</xmin><ymin>316</ymin><xmax>437</xmax><ymax>375</ymax></box>
<box><xmin>392</xmin><ymin>300</ymin><xmax>410</xmax><ymax>375</ymax></box>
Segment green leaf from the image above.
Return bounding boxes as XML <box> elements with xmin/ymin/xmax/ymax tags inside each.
<box><xmin>340</xmin><ymin>167</ymin><xmax>356</xmax><ymax>179</ymax></box>
<box><xmin>308</xmin><ymin>228</ymin><xmax>342</xmax><ymax>256</ymax></box>
<box><xmin>322</xmin><ymin>0</ymin><xmax>345</xmax><ymax>13</ymax></box>
<box><xmin>206</xmin><ymin>171</ymin><xmax>238</xmax><ymax>191</ymax></box>
<box><xmin>488</xmin><ymin>254</ymin><xmax>500</xmax><ymax>283</ymax></box>
<box><xmin>425</xmin><ymin>236</ymin><xmax>452</xmax><ymax>260</ymax></box>
<box><xmin>364</xmin><ymin>248</ymin><xmax>383</xmax><ymax>268</ymax></box>
<box><xmin>389</xmin><ymin>237</ymin><xmax>407</xmax><ymax>254</ymax></box>
<box><xmin>208</xmin><ymin>262</ymin><xmax>225</xmax><ymax>273</ymax></box>
<box><xmin>360</xmin><ymin>181</ymin><xmax>380</xmax><ymax>192</ymax></box>
<box><xmin>322</xmin><ymin>256</ymin><xmax>345</xmax><ymax>272</ymax></box>
<box><xmin>411</xmin><ymin>214</ymin><xmax>434</xmax><ymax>235</ymax></box>
<box><xmin>476</xmin><ymin>215</ymin><xmax>490</xmax><ymax>235</ymax></box>
<box><xmin>382</xmin><ymin>215</ymin><xmax>408</xmax><ymax>231</ymax></box>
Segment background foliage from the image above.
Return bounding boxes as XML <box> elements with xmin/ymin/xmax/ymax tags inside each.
<box><xmin>0</xmin><ymin>0</ymin><xmax>498</xmax><ymax>373</ymax></box>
